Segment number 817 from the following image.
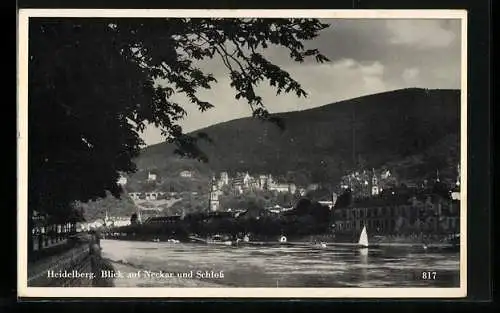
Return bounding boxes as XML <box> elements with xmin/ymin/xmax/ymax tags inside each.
<box><xmin>421</xmin><ymin>271</ymin><xmax>437</xmax><ymax>280</ymax></box>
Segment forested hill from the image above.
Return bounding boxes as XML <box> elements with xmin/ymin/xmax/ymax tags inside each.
<box><xmin>133</xmin><ymin>88</ymin><xmax>460</xmax><ymax>186</ymax></box>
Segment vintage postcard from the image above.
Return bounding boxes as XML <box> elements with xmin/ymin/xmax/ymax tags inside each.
<box><xmin>17</xmin><ymin>9</ymin><xmax>467</xmax><ymax>298</ymax></box>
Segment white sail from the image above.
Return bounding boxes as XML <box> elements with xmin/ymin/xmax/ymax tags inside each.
<box><xmin>358</xmin><ymin>225</ymin><xmax>369</xmax><ymax>247</ymax></box>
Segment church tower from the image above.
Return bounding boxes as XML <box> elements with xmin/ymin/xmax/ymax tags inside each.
<box><xmin>371</xmin><ymin>169</ymin><xmax>379</xmax><ymax>196</ymax></box>
<box><xmin>104</xmin><ymin>210</ymin><xmax>110</xmax><ymax>226</ymax></box>
<box><xmin>209</xmin><ymin>176</ymin><xmax>220</xmax><ymax>212</ymax></box>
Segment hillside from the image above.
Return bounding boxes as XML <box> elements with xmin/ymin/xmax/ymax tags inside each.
<box><xmin>131</xmin><ymin>88</ymin><xmax>460</xmax><ymax>189</ymax></box>
<box><xmin>74</xmin><ymin>191</ymin><xmax>137</xmax><ymax>221</ymax></box>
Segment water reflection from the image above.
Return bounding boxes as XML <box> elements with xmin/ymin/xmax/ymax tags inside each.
<box><xmin>358</xmin><ymin>248</ymin><xmax>369</xmax><ymax>283</ymax></box>
<box><xmin>101</xmin><ymin>240</ymin><xmax>460</xmax><ymax>288</ymax></box>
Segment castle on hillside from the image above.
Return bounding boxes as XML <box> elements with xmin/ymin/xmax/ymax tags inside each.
<box><xmin>213</xmin><ymin>171</ymin><xmax>297</xmax><ymax>195</ymax></box>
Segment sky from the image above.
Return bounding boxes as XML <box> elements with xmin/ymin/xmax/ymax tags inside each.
<box><xmin>140</xmin><ymin>18</ymin><xmax>462</xmax><ymax>146</ymax></box>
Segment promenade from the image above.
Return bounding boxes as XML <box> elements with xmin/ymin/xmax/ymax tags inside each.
<box><xmin>27</xmin><ymin>232</ymin><xmax>115</xmax><ymax>287</ymax></box>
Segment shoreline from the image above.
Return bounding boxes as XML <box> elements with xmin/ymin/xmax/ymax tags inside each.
<box><xmin>101</xmin><ymin>237</ymin><xmax>457</xmax><ymax>249</ymax></box>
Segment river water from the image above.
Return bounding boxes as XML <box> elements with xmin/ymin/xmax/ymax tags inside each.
<box><xmin>100</xmin><ymin>239</ymin><xmax>460</xmax><ymax>288</ymax></box>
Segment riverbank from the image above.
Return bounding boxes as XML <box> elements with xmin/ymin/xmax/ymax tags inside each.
<box><xmin>99</xmin><ymin>240</ymin><xmax>225</xmax><ymax>287</ymax></box>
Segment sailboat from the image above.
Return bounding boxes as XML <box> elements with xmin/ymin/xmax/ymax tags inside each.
<box><xmin>357</xmin><ymin>225</ymin><xmax>369</xmax><ymax>249</ymax></box>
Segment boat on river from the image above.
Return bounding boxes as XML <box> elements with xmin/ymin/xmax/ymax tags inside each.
<box><xmin>207</xmin><ymin>234</ymin><xmax>233</xmax><ymax>246</ymax></box>
<box><xmin>188</xmin><ymin>234</ymin><xmax>234</xmax><ymax>246</ymax></box>
<box><xmin>356</xmin><ymin>225</ymin><xmax>379</xmax><ymax>249</ymax></box>
<box><xmin>358</xmin><ymin>225</ymin><xmax>369</xmax><ymax>248</ymax></box>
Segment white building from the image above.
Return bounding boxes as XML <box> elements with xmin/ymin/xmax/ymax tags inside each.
<box><xmin>108</xmin><ymin>217</ymin><xmax>132</xmax><ymax>227</ymax></box>
<box><xmin>145</xmin><ymin>191</ymin><xmax>165</xmax><ymax>201</ymax></box>
<box><xmin>243</xmin><ymin>172</ymin><xmax>252</xmax><ymax>187</ymax></box>
<box><xmin>258</xmin><ymin>175</ymin><xmax>268</xmax><ymax>189</ymax></box>
<box><xmin>129</xmin><ymin>192</ymin><xmax>141</xmax><ymax>200</ymax></box>
<box><xmin>180</xmin><ymin>170</ymin><xmax>194</xmax><ymax>178</ymax></box>
<box><xmin>381</xmin><ymin>169</ymin><xmax>392</xmax><ymax>179</ymax></box>
<box><xmin>220</xmin><ymin>172</ymin><xmax>229</xmax><ymax>185</ymax></box>
<box><xmin>269</xmin><ymin>182</ymin><xmax>296</xmax><ymax>194</ymax></box>
<box><xmin>318</xmin><ymin>201</ymin><xmax>334</xmax><ymax>209</ymax></box>
<box><xmin>117</xmin><ymin>175</ymin><xmax>128</xmax><ymax>186</ymax></box>
<box><xmin>307</xmin><ymin>183</ymin><xmax>319</xmax><ymax>191</ymax></box>
<box><xmin>270</xmin><ymin>184</ymin><xmax>289</xmax><ymax>193</ymax></box>
<box><xmin>147</xmin><ymin>172</ymin><xmax>157</xmax><ymax>181</ymax></box>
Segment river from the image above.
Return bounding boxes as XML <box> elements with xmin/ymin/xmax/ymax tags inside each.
<box><xmin>100</xmin><ymin>239</ymin><xmax>460</xmax><ymax>288</ymax></box>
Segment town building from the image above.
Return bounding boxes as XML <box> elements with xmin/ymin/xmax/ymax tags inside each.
<box><xmin>269</xmin><ymin>182</ymin><xmax>297</xmax><ymax>194</ymax></box>
<box><xmin>128</xmin><ymin>192</ymin><xmax>141</xmax><ymax>200</ymax></box>
<box><xmin>258</xmin><ymin>174</ymin><xmax>269</xmax><ymax>189</ymax></box>
<box><xmin>217</xmin><ymin>171</ymin><xmax>230</xmax><ymax>188</ymax></box>
<box><xmin>179</xmin><ymin>170</ymin><xmax>194</xmax><ymax>178</ymax></box>
<box><xmin>232</xmin><ymin>176</ymin><xmax>244</xmax><ymax>194</ymax></box>
<box><xmin>110</xmin><ymin>218</ymin><xmax>132</xmax><ymax>227</ymax></box>
<box><xmin>231</xmin><ymin>172</ymin><xmax>255</xmax><ymax>193</ymax></box>
<box><xmin>103</xmin><ymin>214</ymin><xmax>132</xmax><ymax>228</ymax></box>
<box><xmin>381</xmin><ymin>169</ymin><xmax>392</xmax><ymax>180</ymax></box>
<box><xmin>147</xmin><ymin>172</ymin><xmax>157</xmax><ymax>181</ymax></box>
<box><xmin>144</xmin><ymin>191</ymin><xmax>165</xmax><ymax>201</ymax></box>
<box><xmin>136</xmin><ymin>206</ymin><xmax>162</xmax><ymax>223</ymax></box>
<box><xmin>117</xmin><ymin>175</ymin><xmax>128</xmax><ymax>186</ymax></box>
<box><xmin>307</xmin><ymin>183</ymin><xmax>320</xmax><ymax>191</ymax></box>
<box><xmin>318</xmin><ymin>192</ymin><xmax>339</xmax><ymax>209</ymax></box>
<box><xmin>333</xmin><ymin>190</ymin><xmax>459</xmax><ymax>236</ymax></box>
<box><xmin>243</xmin><ymin>172</ymin><xmax>252</xmax><ymax>187</ymax></box>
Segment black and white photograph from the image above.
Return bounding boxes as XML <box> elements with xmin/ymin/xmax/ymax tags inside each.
<box><xmin>18</xmin><ymin>9</ymin><xmax>467</xmax><ymax>298</ymax></box>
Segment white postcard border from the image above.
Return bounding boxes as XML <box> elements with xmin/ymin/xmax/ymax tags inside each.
<box><xmin>17</xmin><ymin>9</ymin><xmax>468</xmax><ymax>298</ymax></box>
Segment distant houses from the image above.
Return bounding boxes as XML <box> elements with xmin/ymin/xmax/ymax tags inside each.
<box><xmin>128</xmin><ymin>191</ymin><xmax>197</xmax><ymax>201</ymax></box>
<box><xmin>127</xmin><ymin>169</ymin><xmax>319</xmax><ymax>200</ymax></box>
<box><xmin>128</xmin><ymin>191</ymin><xmax>166</xmax><ymax>201</ymax></box>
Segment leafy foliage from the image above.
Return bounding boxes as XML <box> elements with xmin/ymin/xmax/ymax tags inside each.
<box><xmin>73</xmin><ymin>191</ymin><xmax>137</xmax><ymax>221</ymax></box>
<box><xmin>29</xmin><ymin>18</ymin><xmax>330</xmax><ymax>220</ymax></box>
